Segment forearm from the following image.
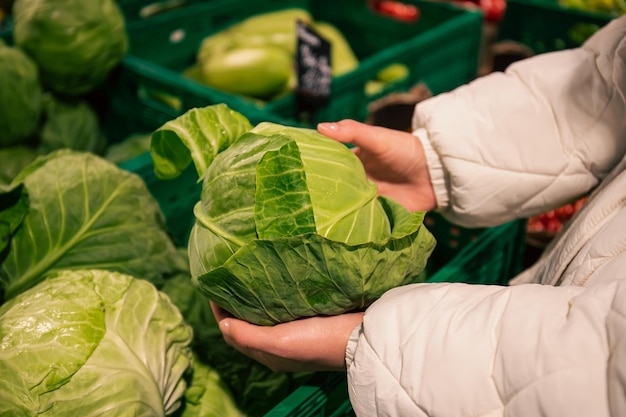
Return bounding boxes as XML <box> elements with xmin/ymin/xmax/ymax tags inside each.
<box><xmin>346</xmin><ymin>280</ymin><xmax>622</xmax><ymax>416</ymax></box>
<box><xmin>413</xmin><ymin>17</ymin><xmax>626</xmax><ymax>227</ymax></box>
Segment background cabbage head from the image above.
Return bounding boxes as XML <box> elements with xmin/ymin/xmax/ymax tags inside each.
<box><xmin>38</xmin><ymin>94</ymin><xmax>107</xmax><ymax>154</ymax></box>
<box><xmin>0</xmin><ymin>269</ymin><xmax>193</xmax><ymax>416</ymax></box>
<box><xmin>0</xmin><ymin>40</ymin><xmax>43</xmax><ymax>146</ymax></box>
<box><xmin>12</xmin><ymin>0</ymin><xmax>128</xmax><ymax>96</ymax></box>
<box><xmin>151</xmin><ymin>104</ymin><xmax>436</xmax><ymax>325</ymax></box>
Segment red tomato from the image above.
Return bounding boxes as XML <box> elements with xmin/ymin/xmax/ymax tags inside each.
<box><xmin>372</xmin><ymin>0</ymin><xmax>420</xmax><ymax>22</ymax></box>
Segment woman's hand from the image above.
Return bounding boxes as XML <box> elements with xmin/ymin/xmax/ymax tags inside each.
<box><xmin>211</xmin><ymin>302</ymin><xmax>364</xmax><ymax>373</ymax></box>
<box><xmin>318</xmin><ymin>119</ymin><xmax>436</xmax><ymax>212</ymax></box>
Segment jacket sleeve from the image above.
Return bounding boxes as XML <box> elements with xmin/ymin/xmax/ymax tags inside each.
<box><xmin>412</xmin><ymin>16</ymin><xmax>626</xmax><ymax>228</ymax></box>
<box><xmin>345</xmin><ymin>279</ymin><xmax>626</xmax><ymax>417</ymax></box>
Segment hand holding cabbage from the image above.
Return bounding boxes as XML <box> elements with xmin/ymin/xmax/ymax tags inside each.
<box><xmin>317</xmin><ymin>119</ymin><xmax>438</xmax><ymax>213</ymax></box>
<box><xmin>151</xmin><ymin>104</ymin><xmax>436</xmax><ymax>325</ymax></box>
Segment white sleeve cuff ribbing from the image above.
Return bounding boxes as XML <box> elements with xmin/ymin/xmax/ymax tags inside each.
<box><xmin>413</xmin><ymin>127</ymin><xmax>449</xmax><ymax>210</ymax></box>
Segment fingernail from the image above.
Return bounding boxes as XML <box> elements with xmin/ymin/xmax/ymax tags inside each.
<box><xmin>319</xmin><ymin>122</ymin><xmax>338</xmax><ymax>131</ymax></box>
<box><xmin>220</xmin><ymin>319</ymin><xmax>230</xmax><ymax>332</ymax></box>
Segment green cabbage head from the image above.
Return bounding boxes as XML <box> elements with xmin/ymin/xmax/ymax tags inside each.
<box><xmin>0</xmin><ymin>40</ymin><xmax>43</xmax><ymax>146</ymax></box>
<box><xmin>38</xmin><ymin>94</ymin><xmax>107</xmax><ymax>154</ymax></box>
<box><xmin>151</xmin><ymin>104</ymin><xmax>436</xmax><ymax>325</ymax></box>
<box><xmin>12</xmin><ymin>0</ymin><xmax>128</xmax><ymax>96</ymax></box>
<box><xmin>0</xmin><ymin>269</ymin><xmax>193</xmax><ymax>416</ymax></box>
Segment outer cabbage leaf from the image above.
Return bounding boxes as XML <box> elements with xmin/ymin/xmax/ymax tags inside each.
<box><xmin>151</xmin><ymin>104</ymin><xmax>253</xmax><ymax>179</ymax></box>
<box><xmin>195</xmin><ymin>198</ymin><xmax>434</xmax><ymax>325</ymax></box>
<box><xmin>0</xmin><ymin>150</ymin><xmax>182</xmax><ymax>301</ymax></box>
<box><xmin>0</xmin><ymin>269</ymin><xmax>193</xmax><ymax>416</ymax></box>
<box><xmin>12</xmin><ymin>0</ymin><xmax>128</xmax><ymax>96</ymax></box>
<box><xmin>151</xmin><ymin>104</ymin><xmax>436</xmax><ymax>325</ymax></box>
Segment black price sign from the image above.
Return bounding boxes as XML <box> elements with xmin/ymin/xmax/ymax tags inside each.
<box><xmin>296</xmin><ymin>20</ymin><xmax>332</xmax><ymax>119</ymax></box>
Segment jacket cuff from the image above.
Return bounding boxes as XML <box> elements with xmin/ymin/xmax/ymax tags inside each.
<box><xmin>413</xmin><ymin>127</ymin><xmax>449</xmax><ymax>210</ymax></box>
<box><xmin>345</xmin><ymin>322</ymin><xmax>362</xmax><ymax>368</ymax></box>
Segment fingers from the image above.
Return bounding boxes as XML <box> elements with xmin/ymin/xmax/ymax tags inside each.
<box><xmin>210</xmin><ymin>305</ymin><xmax>247</xmax><ymax>340</ymax></box>
<box><xmin>318</xmin><ymin>120</ymin><xmax>417</xmax><ymax>161</ymax></box>
<box><xmin>210</xmin><ymin>302</ymin><xmax>251</xmax><ymax>347</ymax></box>
<box><xmin>317</xmin><ymin>120</ymin><xmax>387</xmax><ymax>152</ymax></box>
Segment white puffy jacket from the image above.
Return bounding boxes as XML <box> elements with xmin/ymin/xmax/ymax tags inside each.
<box><xmin>346</xmin><ymin>16</ymin><xmax>626</xmax><ymax>417</ymax></box>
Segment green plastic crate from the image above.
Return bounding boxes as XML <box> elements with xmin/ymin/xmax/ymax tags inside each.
<box><xmin>424</xmin><ymin>213</ymin><xmax>527</xmax><ymax>285</ymax></box>
<box><xmin>0</xmin><ymin>18</ymin><xmax>10</xmax><ymax>42</ymax></box>
<box><xmin>498</xmin><ymin>0</ymin><xmax>615</xmax><ymax>54</ymax></box>
<box><xmin>122</xmin><ymin>0</ymin><xmax>482</xmax><ymax>126</ymax></box>
<box><xmin>117</xmin><ymin>0</ymin><xmax>212</xmax><ymax>23</ymax></box>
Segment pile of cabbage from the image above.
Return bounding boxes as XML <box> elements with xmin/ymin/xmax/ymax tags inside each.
<box><xmin>0</xmin><ymin>0</ymin><xmax>131</xmax><ymax>185</ymax></box>
<box><xmin>12</xmin><ymin>0</ymin><xmax>128</xmax><ymax>96</ymax></box>
<box><xmin>0</xmin><ymin>103</ymin><xmax>436</xmax><ymax>414</ymax></box>
<box><xmin>151</xmin><ymin>104</ymin><xmax>436</xmax><ymax>325</ymax></box>
<box><xmin>0</xmin><ymin>151</ymin><xmax>258</xmax><ymax>416</ymax></box>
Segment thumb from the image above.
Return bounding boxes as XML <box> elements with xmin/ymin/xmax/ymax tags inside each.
<box><xmin>216</xmin><ymin>316</ymin><xmax>249</xmax><ymax>348</ymax></box>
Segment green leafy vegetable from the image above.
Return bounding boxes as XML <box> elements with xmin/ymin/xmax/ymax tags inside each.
<box><xmin>151</xmin><ymin>104</ymin><xmax>436</xmax><ymax>325</ymax></box>
<box><xmin>12</xmin><ymin>0</ymin><xmax>128</xmax><ymax>96</ymax></box>
<box><xmin>175</xmin><ymin>354</ymin><xmax>245</xmax><ymax>417</ymax></box>
<box><xmin>38</xmin><ymin>94</ymin><xmax>107</xmax><ymax>154</ymax></box>
<box><xmin>0</xmin><ymin>269</ymin><xmax>193</xmax><ymax>416</ymax></box>
<box><xmin>0</xmin><ymin>39</ymin><xmax>43</xmax><ymax>146</ymax></box>
<box><xmin>0</xmin><ymin>184</ymin><xmax>28</xmax><ymax>263</ymax></box>
<box><xmin>105</xmin><ymin>132</ymin><xmax>152</xmax><ymax>164</ymax></box>
<box><xmin>0</xmin><ymin>150</ymin><xmax>182</xmax><ymax>301</ymax></box>
<box><xmin>0</xmin><ymin>146</ymin><xmax>39</xmax><ymax>186</ymax></box>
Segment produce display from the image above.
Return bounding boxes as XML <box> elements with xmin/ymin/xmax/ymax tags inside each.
<box><xmin>38</xmin><ymin>94</ymin><xmax>107</xmax><ymax>154</ymax></box>
<box><xmin>0</xmin><ymin>0</ymin><xmax>547</xmax><ymax>414</ymax></box>
<box><xmin>0</xmin><ymin>146</ymin><xmax>36</xmax><ymax>184</ymax></box>
<box><xmin>181</xmin><ymin>7</ymin><xmax>410</xmax><ymax>104</ymax></box>
<box><xmin>0</xmin><ymin>151</ymin><xmax>304</xmax><ymax>416</ymax></box>
<box><xmin>160</xmin><ymin>252</ymin><xmax>312</xmax><ymax>416</ymax></box>
<box><xmin>12</xmin><ymin>0</ymin><xmax>128</xmax><ymax>96</ymax></box>
<box><xmin>104</xmin><ymin>131</ymin><xmax>152</xmax><ymax>164</ymax></box>
<box><xmin>0</xmin><ymin>151</ymin><xmax>184</xmax><ymax>301</ymax></box>
<box><xmin>0</xmin><ymin>0</ymin><xmax>148</xmax><ymax>186</ymax></box>
<box><xmin>151</xmin><ymin>104</ymin><xmax>436</xmax><ymax>325</ymax></box>
<box><xmin>184</xmin><ymin>8</ymin><xmax>359</xmax><ymax>101</ymax></box>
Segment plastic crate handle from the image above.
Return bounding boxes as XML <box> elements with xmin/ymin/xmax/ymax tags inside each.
<box><xmin>138</xmin><ymin>0</ymin><xmax>188</xmax><ymax>18</ymax></box>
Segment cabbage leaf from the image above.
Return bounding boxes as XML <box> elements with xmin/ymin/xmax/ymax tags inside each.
<box><xmin>0</xmin><ymin>150</ymin><xmax>182</xmax><ymax>301</ymax></box>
